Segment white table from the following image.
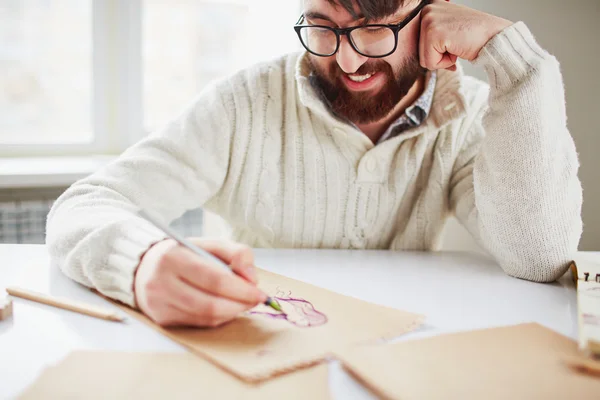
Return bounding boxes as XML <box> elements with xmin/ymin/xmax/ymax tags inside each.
<box><xmin>0</xmin><ymin>244</ymin><xmax>590</xmax><ymax>399</ymax></box>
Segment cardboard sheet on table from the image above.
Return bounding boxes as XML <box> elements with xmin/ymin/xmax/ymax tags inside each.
<box><xmin>17</xmin><ymin>351</ymin><xmax>331</xmax><ymax>400</ymax></box>
<box><xmin>115</xmin><ymin>268</ymin><xmax>423</xmax><ymax>382</ymax></box>
<box><xmin>335</xmin><ymin>323</ymin><xmax>600</xmax><ymax>400</ymax></box>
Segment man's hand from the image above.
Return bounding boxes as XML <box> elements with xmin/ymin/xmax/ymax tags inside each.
<box><xmin>419</xmin><ymin>0</ymin><xmax>513</xmax><ymax>71</ymax></box>
<box><xmin>133</xmin><ymin>238</ymin><xmax>267</xmax><ymax>327</ymax></box>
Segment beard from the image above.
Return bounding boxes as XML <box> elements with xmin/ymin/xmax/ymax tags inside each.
<box><xmin>308</xmin><ymin>55</ymin><xmax>426</xmax><ymax>124</ymax></box>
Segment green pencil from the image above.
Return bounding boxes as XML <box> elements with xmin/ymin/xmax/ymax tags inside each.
<box><xmin>137</xmin><ymin>208</ymin><xmax>281</xmax><ymax>312</ymax></box>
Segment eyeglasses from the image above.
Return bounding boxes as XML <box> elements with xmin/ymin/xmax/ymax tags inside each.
<box><xmin>294</xmin><ymin>0</ymin><xmax>430</xmax><ymax>58</ymax></box>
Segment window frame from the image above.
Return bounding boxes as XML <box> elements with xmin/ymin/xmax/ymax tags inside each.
<box><xmin>1</xmin><ymin>0</ymin><xmax>303</xmax><ymax>158</ymax></box>
<box><xmin>0</xmin><ymin>0</ymin><xmax>143</xmax><ymax>157</ymax></box>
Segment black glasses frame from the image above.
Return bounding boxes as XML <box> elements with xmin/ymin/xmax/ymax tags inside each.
<box><xmin>294</xmin><ymin>0</ymin><xmax>430</xmax><ymax>58</ymax></box>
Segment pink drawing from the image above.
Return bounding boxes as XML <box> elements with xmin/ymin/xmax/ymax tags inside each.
<box><xmin>583</xmin><ymin>313</ymin><xmax>600</xmax><ymax>326</ymax></box>
<box><xmin>249</xmin><ymin>289</ymin><xmax>328</xmax><ymax>328</ymax></box>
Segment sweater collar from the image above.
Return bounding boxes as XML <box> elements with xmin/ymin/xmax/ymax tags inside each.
<box><xmin>294</xmin><ymin>51</ymin><xmax>467</xmax><ymax>134</ymax></box>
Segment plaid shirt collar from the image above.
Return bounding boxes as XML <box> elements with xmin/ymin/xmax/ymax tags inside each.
<box><xmin>307</xmin><ymin>67</ymin><xmax>438</xmax><ymax>143</ymax></box>
<box><xmin>377</xmin><ymin>70</ymin><xmax>437</xmax><ymax>144</ymax></box>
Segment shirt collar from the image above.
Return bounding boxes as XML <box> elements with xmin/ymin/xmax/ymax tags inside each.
<box><xmin>302</xmin><ymin>61</ymin><xmax>437</xmax><ymax>144</ymax></box>
<box><xmin>376</xmin><ymin>70</ymin><xmax>437</xmax><ymax>144</ymax></box>
<box><xmin>295</xmin><ymin>51</ymin><xmax>467</xmax><ymax>146</ymax></box>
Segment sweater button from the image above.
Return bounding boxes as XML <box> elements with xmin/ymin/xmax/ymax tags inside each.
<box><xmin>365</xmin><ymin>157</ymin><xmax>377</xmax><ymax>173</ymax></box>
<box><xmin>444</xmin><ymin>102</ymin><xmax>457</xmax><ymax>111</ymax></box>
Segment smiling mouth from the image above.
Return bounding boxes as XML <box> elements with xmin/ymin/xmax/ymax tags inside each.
<box><xmin>347</xmin><ymin>73</ymin><xmax>374</xmax><ymax>82</ymax></box>
<box><xmin>341</xmin><ymin>71</ymin><xmax>381</xmax><ymax>91</ymax></box>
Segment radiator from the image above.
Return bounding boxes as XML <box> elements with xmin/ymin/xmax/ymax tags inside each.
<box><xmin>0</xmin><ymin>194</ymin><xmax>204</xmax><ymax>244</ymax></box>
<box><xmin>0</xmin><ymin>200</ymin><xmax>54</xmax><ymax>244</ymax></box>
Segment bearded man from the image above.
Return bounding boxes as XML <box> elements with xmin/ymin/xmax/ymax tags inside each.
<box><xmin>46</xmin><ymin>0</ymin><xmax>583</xmax><ymax>328</ymax></box>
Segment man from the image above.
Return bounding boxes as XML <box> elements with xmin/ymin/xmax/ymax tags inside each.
<box><xmin>46</xmin><ymin>0</ymin><xmax>583</xmax><ymax>328</ymax></box>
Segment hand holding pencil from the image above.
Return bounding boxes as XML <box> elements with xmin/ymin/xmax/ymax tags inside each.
<box><xmin>134</xmin><ymin>209</ymin><xmax>279</xmax><ymax>328</ymax></box>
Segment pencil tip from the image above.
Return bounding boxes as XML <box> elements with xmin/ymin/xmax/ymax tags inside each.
<box><xmin>268</xmin><ymin>298</ymin><xmax>282</xmax><ymax>312</ymax></box>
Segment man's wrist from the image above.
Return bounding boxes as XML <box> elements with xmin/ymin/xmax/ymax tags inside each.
<box><xmin>132</xmin><ymin>238</ymin><xmax>169</xmax><ymax>308</ymax></box>
<box><xmin>476</xmin><ymin>16</ymin><xmax>514</xmax><ymax>58</ymax></box>
<box><xmin>472</xmin><ymin>21</ymin><xmax>552</xmax><ymax>90</ymax></box>
<box><xmin>487</xmin><ymin>17</ymin><xmax>513</xmax><ymax>43</ymax></box>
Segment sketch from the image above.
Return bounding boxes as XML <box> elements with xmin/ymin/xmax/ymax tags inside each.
<box><xmin>249</xmin><ymin>288</ymin><xmax>328</xmax><ymax>328</ymax></box>
<box><xmin>583</xmin><ymin>313</ymin><xmax>600</xmax><ymax>327</ymax></box>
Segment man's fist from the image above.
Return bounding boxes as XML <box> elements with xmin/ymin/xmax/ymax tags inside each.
<box><xmin>133</xmin><ymin>237</ymin><xmax>266</xmax><ymax>327</ymax></box>
<box><xmin>419</xmin><ymin>0</ymin><xmax>513</xmax><ymax>71</ymax></box>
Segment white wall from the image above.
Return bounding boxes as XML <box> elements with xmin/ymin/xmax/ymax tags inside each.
<box><xmin>442</xmin><ymin>0</ymin><xmax>600</xmax><ymax>253</ymax></box>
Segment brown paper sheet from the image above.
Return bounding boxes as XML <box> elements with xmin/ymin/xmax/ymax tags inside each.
<box><xmin>335</xmin><ymin>323</ymin><xmax>600</xmax><ymax>400</ymax></box>
<box><xmin>17</xmin><ymin>351</ymin><xmax>331</xmax><ymax>400</ymax></box>
<box><xmin>564</xmin><ymin>355</ymin><xmax>600</xmax><ymax>378</ymax></box>
<box><xmin>115</xmin><ymin>268</ymin><xmax>424</xmax><ymax>382</ymax></box>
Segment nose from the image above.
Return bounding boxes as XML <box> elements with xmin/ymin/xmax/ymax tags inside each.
<box><xmin>335</xmin><ymin>35</ymin><xmax>368</xmax><ymax>74</ymax></box>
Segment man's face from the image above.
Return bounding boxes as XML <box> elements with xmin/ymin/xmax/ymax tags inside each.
<box><xmin>303</xmin><ymin>0</ymin><xmax>426</xmax><ymax>124</ymax></box>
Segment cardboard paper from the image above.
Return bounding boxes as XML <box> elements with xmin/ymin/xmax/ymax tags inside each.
<box><xmin>116</xmin><ymin>268</ymin><xmax>423</xmax><ymax>382</ymax></box>
<box><xmin>17</xmin><ymin>351</ymin><xmax>331</xmax><ymax>399</ymax></box>
<box><xmin>335</xmin><ymin>323</ymin><xmax>600</xmax><ymax>400</ymax></box>
<box><xmin>564</xmin><ymin>355</ymin><xmax>600</xmax><ymax>378</ymax></box>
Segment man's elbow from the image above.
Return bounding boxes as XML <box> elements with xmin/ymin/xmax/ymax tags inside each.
<box><xmin>498</xmin><ymin>210</ymin><xmax>582</xmax><ymax>283</ymax></box>
<box><xmin>45</xmin><ymin>190</ymin><xmax>91</xmax><ymax>283</ymax></box>
<box><xmin>502</xmin><ymin>256</ymin><xmax>573</xmax><ymax>283</ymax></box>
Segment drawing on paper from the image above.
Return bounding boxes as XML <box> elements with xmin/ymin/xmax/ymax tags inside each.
<box><xmin>583</xmin><ymin>313</ymin><xmax>600</xmax><ymax>327</ymax></box>
<box><xmin>249</xmin><ymin>289</ymin><xmax>328</xmax><ymax>328</ymax></box>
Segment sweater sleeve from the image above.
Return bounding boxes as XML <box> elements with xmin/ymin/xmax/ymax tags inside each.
<box><xmin>449</xmin><ymin>21</ymin><xmax>583</xmax><ymax>282</ymax></box>
<box><xmin>45</xmin><ymin>81</ymin><xmax>234</xmax><ymax>307</ymax></box>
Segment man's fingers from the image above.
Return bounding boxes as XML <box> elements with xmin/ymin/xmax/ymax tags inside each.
<box><xmin>421</xmin><ymin>45</ymin><xmax>457</xmax><ymax>70</ymax></box>
<box><xmin>420</xmin><ymin>36</ymin><xmax>456</xmax><ymax>70</ymax></box>
<box><xmin>167</xmin><ymin>277</ymin><xmax>256</xmax><ymax>327</ymax></box>
<box><xmin>144</xmin><ymin>301</ymin><xmax>190</xmax><ymax>327</ymax></box>
<box><xmin>436</xmin><ymin>53</ymin><xmax>457</xmax><ymax>70</ymax></box>
<box><xmin>419</xmin><ymin>7</ymin><xmax>458</xmax><ymax>71</ymax></box>
<box><xmin>189</xmin><ymin>238</ymin><xmax>258</xmax><ymax>284</ymax></box>
<box><xmin>136</xmin><ymin>238</ymin><xmax>266</xmax><ymax>328</ymax></box>
<box><xmin>419</xmin><ymin>19</ymin><xmax>428</xmax><ymax>69</ymax></box>
<box><xmin>174</xmin><ymin>248</ymin><xmax>266</xmax><ymax>305</ymax></box>
<box><xmin>230</xmin><ymin>247</ymin><xmax>257</xmax><ymax>284</ymax></box>
<box><xmin>189</xmin><ymin>237</ymin><xmax>252</xmax><ymax>265</ymax></box>
<box><xmin>446</xmin><ymin>57</ymin><xmax>458</xmax><ymax>71</ymax></box>
<box><xmin>419</xmin><ymin>32</ymin><xmax>442</xmax><ymax>70</ymax></box>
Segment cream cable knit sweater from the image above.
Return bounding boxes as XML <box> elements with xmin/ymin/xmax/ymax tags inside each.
<box><xmin>46</xmin><ymin>22</ymin><xmax>583</xmax><ymax>307</ymax></box>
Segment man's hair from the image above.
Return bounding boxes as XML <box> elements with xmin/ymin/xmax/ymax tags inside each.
<box><xmin>325</xmin><ymin>0</ymin><xmax>405</xmax><ymax>21</ymax></box>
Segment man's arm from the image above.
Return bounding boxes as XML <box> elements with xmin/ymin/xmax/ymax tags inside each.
<box><xmin>46</xmin><ymin>81</ymin><xmax>235</xmax><ymax>306</ymax></box>
<box><xmin>449</xmin><ymin>21</ymin><xmax>583</xmax><ymax>281</ymax></box>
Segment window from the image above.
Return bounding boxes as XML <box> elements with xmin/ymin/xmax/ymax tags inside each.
<box><xmin>0</xmin><ymin>1</ymin><xmax>93</xmax><ymax>148</ymax></box>
<box><xmin>142</xmin><ymin>0</ymin><xmax>302</xmax><ymax>133</ymax></box>
<box><xmin>0</xmin><ymin>0</ymin><xmax>302</xmax><ymax>157</ymax></box>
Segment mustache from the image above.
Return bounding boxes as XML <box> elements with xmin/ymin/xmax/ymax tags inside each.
<box><xmin>329</xmin><ymin>60</ymin><xmax>393</xmax><ymax>78</ymax></box>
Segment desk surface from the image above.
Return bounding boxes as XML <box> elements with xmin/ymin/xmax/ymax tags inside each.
<box><xmin>0</xmin><ymin>244</ymin><xmax>591</xmax><ymax>399</ymax></box>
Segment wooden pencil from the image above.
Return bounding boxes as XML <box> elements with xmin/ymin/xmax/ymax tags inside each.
<box><xmin>6</xmin><ymin>286</ymin><xmax>124</xmax><ymax>322</ymax></box>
